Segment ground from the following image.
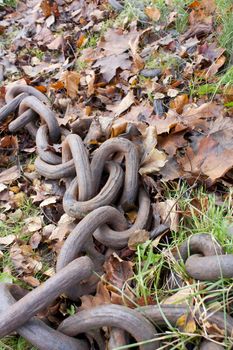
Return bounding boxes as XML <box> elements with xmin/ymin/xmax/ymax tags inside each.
<box><xmin>0</xmin><ymin>0</ymin><xmax>233</xmax><ymax>349</ymax></box>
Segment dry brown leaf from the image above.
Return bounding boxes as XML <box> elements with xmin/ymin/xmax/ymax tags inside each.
<box><xmin>129</xmin><ymin>27</ymin><xmax>151</xmax><ymax>72</ymax></box>
<box><xmin>0</xmin><ymin>166</ymin><xmax>20</xmax><ymax>184</ymax></box>
<box><xmin>139</xmin><ymin>148</ymin><xmax>167</xmax><ymax>175</ymax></box>
<box><xmin>111</xmin><ymin>121</ymin><xmax>127</xmax><ymax>137</ymax></box>
<box><xmin>13</xmin><ymin>192</ymin><xmax>26</xmax><ymax>208</ymax></box>
<box><xmin>180</xmin><ymin>116</ymin><xmax>233</xmax><ymax>180</ymax></box>
<box><xmin>79</xmin><ymin>282</ymin><xmax>111</xmax><ymax>311</ymax></box>
<box><xmin>163</xmin><ymin>287</ymin><xmax>193</xmax><ymax>305</ymax></box>
<box><xmin>141</xmin><ymin>126</ymin><xmax>158</xmax><ymax>158</ymax></box>
<box><xmin>104</xmin><ymin>254</ymin><xmax>134</xmax><ymax>290</ymax></box>
<box><xmin>29</xmin><ymin>232</ymin><xmax>42</xmax><ymax>249</ymax></box>
<box><xmin>110</xmin><ymin>90</ymin><xmax>135</xmax><ymax>117</ymax></box>
<box><xmin>60</xmin><ymin>71</ymin><xmax>80</xmax><ymax>98</ymax></box>
<box><xmin>40</xmin><ymin>196</ymin><xmax>57</xmax><ymax>207</ymax></box>
<box><xmin>0</xmin><ymin>234</ymin><xmax>15</xmax><ymax>246</ymax></box>
<box><xmin>93</xmin><ymin>53</ymin><xmax>131</xmax><ymax>82</ymax></box>
<box><xmin>170</xmin><ymin>94</ymin><xmax>189</xmax><ymax>114</ymax></box>
<box><xmin>23</xmin><ymin>275</ymin><xmax>40</xmax><ymax>287</ymax></box>
<box><xmin>128</xmin><ymin>230</ymin><xmax>150</xmax><ymax>250</ymax></box>
<box><xmin>205</xmin><ymin>55</ymin><xmax>226</xmax><ymax>78</ymax></box>
<box><xmin>99</xmin><ymin>28</ymin><xmax>138</xmax><ymax>56</ymax></box>
<box><xmin>204</xmin><ymin>321</ymin><xmax>225</xmax><ymax>336</ymax></box>
<box><xmin>49</xmin><ymin>214</ymin><xmax>75</xmax><ymax>241</ymax></box>
<box><xmin>156</xmin><ymin>199</ymin><xmax>179</xmax><ymax>232</ymax></box>
<box><xmin>24</xmin><ymin>217</ymin><xmax>42</xmax><ymax>233</ymax></box>
<box><xmin>145</xmin><ymin>7</ymin><xmax>161</xmax><ymax>21</ymax></box>
<box><xmin>47</xmin><ymin>35</ymin><xmax>63</xmax><ymax>50</ymax></box>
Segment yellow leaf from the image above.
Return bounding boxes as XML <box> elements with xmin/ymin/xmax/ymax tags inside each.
<box><xmin>13</xmin><ymin>192</ymin><xmax>26</xmax><ymax>207</ymax></box>
<box><xmin>111</xmin><ymin>121</ymin><xmax>127</xmax><ymax>137</ymax></box>
<box><xmin>10</xmin><ymin>186</ymin><xmax>20</xmax><ymax>194</ymax></box>
<box><xmin>177</xmin><ymin>314</ymin><xmax>196</xmax><ymax>333</ymax></box>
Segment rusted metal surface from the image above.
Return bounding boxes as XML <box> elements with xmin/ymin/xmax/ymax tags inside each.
<box><xmin>58</xmin><ymin>304</ymin><xmax>159</xmax><ymax>350</ymax></box>
<box><xmin>0</xmin><ymin>84</ymin><xmax>231</xmax><ymax>349</ymax></box>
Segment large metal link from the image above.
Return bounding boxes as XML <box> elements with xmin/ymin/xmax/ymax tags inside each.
<box><xmin>91</xmin><ymin>137</ymin><xmax>139</xmax><ymax>209</ymax></box>
<box><xmin>0</xmin><ymin>284</ymin><xmax>88</xmax><ymax>350</ymax></box>
<box><xmin>93</xmin><ymin>187</ymin><xmax>151</xmax><ymax>248</ymax></box>
<box><xmin>16</xmin><ymin>96</ymin><xmax>60</xmax><ymax>143</ymax></box>
<box><xmin>0</xmin><ymin>256</ymin><xmax>93</xmax><ymax>337</ymax></box>
<box><xmin>56</xmin><ymin>205</ymin><xmax>128</xmax><ymax>299</ymax></box>
<box><xmin>58</xmin><ymin>304</ymin><xmax>159</xmax><ymax>350</ymax></box>
<box><xmin>63</xmin><ymin>161</ymin><xmax>124</xmax><ymax>219</ymax></box>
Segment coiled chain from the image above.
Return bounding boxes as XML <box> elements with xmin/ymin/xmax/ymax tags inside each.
<box><xmin>0</xmin><ymin>84</ymin><xmax>231</xmax><ymax>350</ymax></box>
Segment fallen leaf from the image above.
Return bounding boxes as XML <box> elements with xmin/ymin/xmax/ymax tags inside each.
<box><xmin>40</xmin><ymin>196</ymin><xmax>57</xmax><ymax>207</ymax></box>
<box><xmin>79</xmin><ymin>282</ymin><xmax>111</xmax><ymax>311</ymax></box>
<box><xmin>145</xmin><ymin>7</ymin><xmax>161</xmax><ymax>21</ymax></box>
<box><xmin>205</xmin><ymin>55</ymin><xmax>226</xmax><ymax>78</ymax></box>
<box><xmin>163</xmin><ymin>287</ymin><xmax>193</xmax><ymax>305</ymax></box>
<box><xmin>110</xmin><ymin>90</ymin><xmax>135</xmax><ymax>116</ymax></box>
<box><xmin>177</xmin><ymin>314</ymin><xmax>196</xmax><ymax>333</ymax></box>
<box><xmin>180</xmin><ymin>116</ymin><xmax>233</xmax><ymax>180</ymax></box>
<box><xmin>0</xmin><ymin>235</ymin><xmax>15</xmax><ymax>246</ymax></box>
<box><xmin>104</xmin><ymin>254</ymin><xmax>134</xmax><ymax>290</ymax></box>
<box><xmin>23</xmin><ymin>275</ymin><xmax>40</xmax><ymax>287</ymax></box>
<box><xmin>129</xmin><ymin>27</ymin><xmax>151</xmax><ymax>71</ymax></box>
<box><xmin>60</xmin><ymin>71</ymin><xmax>80</xmax><ymax>98</ymax></box>
<box><xmin>139</xmin><ymin>148</ymin><xmax>167</xmax><ymax>175</ymax></box>
<box><xmin>47</xmin><ymin>35</ymin><xmax>63</xmax><ymax>50</ymax></box>
<box><xmin>99</xmin><ymin>28</ymin><xmax>138</xmax><ymax>56</ymax></box>
<box><xmin>24</xmin><ymin>217</ymin><xmax>42</xmax><ymax>233</ymax></box>
<box><xmin>0</xmin><ymin>166</ymin><xmax>20</xmax><ymax>184</ymax></box>
<box><xmin>170</xmin><ymin>94</ymin><xmax>189</xmax><ymax>114</ymax></box>
<box><xmin>29</xmin><ymin>232</ymin><xmax>42</xmax><ymax>249</ymax></box>
<box><xmin>155</xmin><ymin>199</ymin><xmax>179</xmax><ymax>232</ymax></box>
<box><xmin>49</xmin><ymin>214</ymin><xmax>75</xmax><ymax>241</ymax></box>
<box><xmin>93</xmin><ymin>53</ymin><xmax>131</xmax><ymax>82</ymax></box>
<box><xmin>13</xmin><ymin>192</ymin><xmax>26</xmax><ymax>207</ymax></box>
<box><xmin>40</xmin><ymin>0</ymin><xmax>52</xmax><ymax>17</ymax></box>
<box><xmin>167</xmin><ymin>89</ymin><xmax>179</xmax><ymax>98</ymax></box>
<box><xmin>141</xmin><ymin>126</ymin><xmax>158</xmax><ymax>158</ymax></box>
<box><xmin>128</xmin><ymin>229</ymin><xmax>150</xmax><ymax>250</ymax></box>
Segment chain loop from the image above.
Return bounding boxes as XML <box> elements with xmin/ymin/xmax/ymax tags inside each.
<box><xmin>0</xmin><ymin>284</ymin><xmax>88</xmax><ymax>350</ymax></box>
<box><xmin>58</xmin><ymin>304</ymin><xmax>159</xmax><ymax>350</ymax></box>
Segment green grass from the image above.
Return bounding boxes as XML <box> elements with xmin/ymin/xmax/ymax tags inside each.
<box><xmin>0</xmin><ymin>0</ymin><xmax>17</xmax><ymax>8</ymax></box>
<box><xmin>125</xmin><ymin>182</ymin><xmax>233</xmax><ymax>349</ymax></box>
<box><xmin>0</xmin><ymin>336</ymin><xmax>36</xmax><ymax>350</ymax></box>
<box><xmin>215</xmin><ymin>0</ymin><xmax>233</xmax><ymax>58</ymax></box>
<box><xmin>0</xmin><ymin>199</ymin><xmax>40</xmax><ymax>241</ymax></box>
<box><xmin>112</xmin><ymin>0</ymin><xmax>191</xmax><ymax>32</ymax></box>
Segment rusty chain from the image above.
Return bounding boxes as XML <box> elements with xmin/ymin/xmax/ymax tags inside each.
<box><xmin>0</xmin><ymin>84</ymin><xmax>231</xmax><ymax>349</ymax></box>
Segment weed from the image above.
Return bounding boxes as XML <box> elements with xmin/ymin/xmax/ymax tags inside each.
<box><xmin>100</xmin><ymin>18</ymin><xmax>115</xmax><ymax>35</ymax></box>
<box><xmin>83</xmin><ymin>33</ymin><xmax>100</xmax><ymax>49</ymax></box>
<box><xmin>0</xmin><ymin>336</ymin><xmax>36</xmax><ymax>350</ymax></box>
<box><xmin>67</xmin><ymin>304</ymin><xmax>76</xmax><ymax>316</ymax></box>
<box><xmin>215</xmin><ymin>0</ymin><xmax>233</xmax><ymax>57</ymax></box>
<box><xmin>29</xmin><ymin>48</ymin><xmax>44</xmax><ymax>60</ymax></box>
<box><xmin>75</xmin><ymin>58</ymin><xmax>88</xmax><ymax>72</ymax></box>
<box><xmin>0</xmin><ymin>0</ymin><xmax>17</xmax><ymax>8</ymax></box>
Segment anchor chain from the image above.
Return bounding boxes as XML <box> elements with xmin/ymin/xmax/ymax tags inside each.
<box><xmin>0</xmin><ymin>84</ymin><xmax>233</xmax><ymax>349</ymax></box>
